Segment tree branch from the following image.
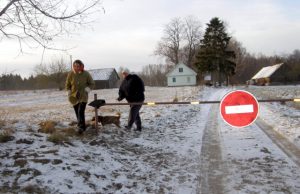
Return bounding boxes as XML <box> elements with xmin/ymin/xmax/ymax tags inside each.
<box><xmin>0</xmin><ymin>0</ymin><xmax>20</xmax><ymax>17</ymax></box>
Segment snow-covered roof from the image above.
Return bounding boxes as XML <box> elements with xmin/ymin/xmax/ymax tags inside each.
<box><xmin>88</xmin><ymin>68</ymin><xmax>118</xmax><ymax>81</ymax></box>
<box><xmin>251</xmin><ymin>63</ymin><xmax>283</xmax><ymax>79</ymax></box>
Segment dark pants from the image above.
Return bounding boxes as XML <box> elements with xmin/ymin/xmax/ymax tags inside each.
<box><xmin>73</xmin><ymin>102</ymin><xmax>87</xmax><ymax>130</ymax></box>
<box><xmin>128</xmin><ymin>104</ymin><xmax>142</xmax><ymax>129</ymax></box>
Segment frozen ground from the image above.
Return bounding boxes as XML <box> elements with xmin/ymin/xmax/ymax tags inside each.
<box><xmin>0</xmin><ymin>85</ymin><xmax>300</xmax><ymax>193</ymax></box>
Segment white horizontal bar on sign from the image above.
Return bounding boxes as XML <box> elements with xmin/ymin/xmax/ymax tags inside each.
<box><xmin>225</xmin><ymin>104</ymin><xmax>254</xmax><ymax>114</ymax></box>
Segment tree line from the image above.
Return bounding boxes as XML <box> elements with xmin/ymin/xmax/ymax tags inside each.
<box><xmin>1</xmin><ymin>48</ymin><xmax>299</xmax><ymax>90</ymax></box>
<box><xmin>0</xmin><ymin>58</ymin><xmax>69</xmax><ymax>90</ymax></box>
<box><xmin>0</xmin><ymin>73</ymin><xmax>67</xmax><ymax>90</ymax></box>
<box><xmin>231</xmin><ymin>49</ymin><xmax>300</xmax><ymax>84</ymax></box>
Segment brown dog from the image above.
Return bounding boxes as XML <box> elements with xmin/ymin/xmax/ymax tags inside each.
<box><xmin>92</xmin><ymin>113</ymin><xmax>121</xmax><ymax>128</ymax></box>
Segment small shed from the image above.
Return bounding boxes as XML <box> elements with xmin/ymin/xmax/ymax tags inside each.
<box><xmin>88</xmin><ymin>68</ymin><xmax>120</xmax><ymax>89</ymax></box>
<box><xmin>249</xmin><ymin>63</ymin><xmax>290</xmax><ymax>86</ymax></box>
<box><xmin>166</xmin><ymin>63</ymin><xmax>197</xmax><ymax>87</ymax></box>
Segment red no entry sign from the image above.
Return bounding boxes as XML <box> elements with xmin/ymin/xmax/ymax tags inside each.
<box><xmin>220</xmin><ymin>90</ymin><xmax>259</xmax><ymax>128</ymax></box>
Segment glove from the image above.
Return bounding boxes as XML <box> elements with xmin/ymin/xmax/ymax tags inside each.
<box><xmin>85</xmin><ymin>87</ymin><xmax>91</xmax><ymax>93</ymax></box>
<box><xmin>117</xmin><ymin>97</ymin><xmax>122</xmax><ymax>101</ymax></box>
<box><xmin>67</xmin><ymin>90</ymin><xmax>71</xmax><ymax>96</ymax></box>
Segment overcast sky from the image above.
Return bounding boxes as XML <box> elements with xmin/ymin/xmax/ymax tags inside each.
<box><xmin>1</xmin><ymin>0</ymin><xmax>300</xmax><ymax>77</ymax></box>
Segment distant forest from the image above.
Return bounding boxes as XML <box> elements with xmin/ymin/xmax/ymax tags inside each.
<box><xmin>0</xmin><ymin>58</ymin><xmax>69</xmax><ymax>90</ymax></box>
<box><xmin>230</xmin><ymin>49</ymin><xmax>300</xmax><ymax>84</ymax></box>
<box><xmin>0</xmin><ymin>73</ymin><xmax>68</xmax><ymax>90</ymax></box>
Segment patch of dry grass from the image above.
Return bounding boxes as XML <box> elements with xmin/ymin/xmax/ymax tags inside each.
<box><xmin>14</xmin><ymin>159</ymin><xmax>28</xmax><ymax>168</ymax></box>
<box><xmin>38</xmin><ymin>120</ymin><xmax>57</xmax><ymax>134</ymax></box>
<box><xmin>47</xmin><ymin>132</ymin><xmax>69</xmax><ymax>144</ymax></box>
<box><xmin>0</xmin><ymin>128</ymin><xmax>15</xmax><ymax>143</ymax></box>
<box><xmin>0</xmin><ymin>120</ymin><xmax>5</xmax><ymax>128</ymax></box>
<box><xmin>39</xmin><ymin>120</ymin><xmax>78</xmax><ymax>136</ymax></box>
<box><xmin>0</xmin><ymin>109</ymin><xmax>8</xmax><ymax>129</ymax></box>
<box><xmin>59</xmin><ymin>127</ymin><xmax>77</xmax><ymax>136</ymax></box>
<box><xmin>21</xmin><ymin>185</ymin><xmax>47</xmax><ymax>194</ymax></box>
<box><xmin>171</xmin><ymin>91</ymin><xmax>179</xmax><ymax>102</ymax></box>
<box><xmin>293</xmin><ymin>102</ymin><xmax>300</xmax><ymax>110</ymax></box>
<box><xmin>31</xmin><ymin>159</ymin><xmax>51</xmax><ymax>164</ymax></box>
<box><xmin>38</xmin><ymin>120</ymin><xmax>80</xmax><ymax>144</ymax></box>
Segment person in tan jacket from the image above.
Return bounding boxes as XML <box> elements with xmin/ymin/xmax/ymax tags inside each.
<box><xmin>65</xmin><ymin>59</ymin><xmax>95</xmax><ymax>134</ymax></box>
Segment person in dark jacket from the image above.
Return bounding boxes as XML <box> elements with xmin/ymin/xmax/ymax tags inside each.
<box><xmin>117</xmin><ymin>71</ymin><xmax>145</xmax><ymax>131</ymax></box>
<box><xmin>65</xmin><ymin>59</ymin><xmax>95</xmax><ymax>134</ymax></box>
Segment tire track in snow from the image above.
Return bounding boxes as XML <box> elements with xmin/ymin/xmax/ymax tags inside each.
<box><xmin>199</xmin><ymin>105</ymin><xmax>226</xmax><ymax>194</ymax></box>
<box><xmin>198</xmin><ymin>87</ymin><xmax>300</xmax><ymax>193</ymax></box>
<box><xmin>197</xmin><ymin>88</ymin><xmax>230</xmax><ymax>194</ymax></box>
<box><xmin>256</xmin><ymin>118</ymin><xmax>300</xmax><ymax>168</ymax></box>
<box><xmin>220</xmin><ymin>107</ymin><xmax>300</xmax><ymax>193</ymax></box>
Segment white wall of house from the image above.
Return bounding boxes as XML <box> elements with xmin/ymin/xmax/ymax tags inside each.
<box><xmin>167</xmin><ymin>63</ymin><xmax>197</xmax><ymax>86</ymax></box>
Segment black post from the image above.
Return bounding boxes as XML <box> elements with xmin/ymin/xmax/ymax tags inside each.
<box><xmin>94</xmin><ymin>94</ymin><xmax>99</xmax><ymax>130</ymax></box>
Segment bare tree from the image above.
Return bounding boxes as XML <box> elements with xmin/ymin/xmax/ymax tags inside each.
<box><xmin>154</xmin><ymin>17</ymin><xmax>184</xmax><ymax>65</ymax></box>
<box><xmin>228</xmin><ymin>38</ymin><xmax>247</xmax><ymax>83</ymax></box>
<box><xmin>139</xmin><ymin>64</ymin><xmax>172</xmax><ymax>86</ymax></box>
<box><xmin>182</xmin><ymin>16</ymin><xmax>202</xmax><ymax>67</ymax></box>
<box><xmin>34</xmin><ymin>56</ymin><xmax>69</xmax><ymax>89</ymax></box>
<box><xmin>154</xmin><ymin>16</ymin><xmax>202</xmax><ymax>67</ymax></box>
<box><xmin>0</xmin><ymin>0</ymin><xmax>103</xmax><ymax>52</ymax></box>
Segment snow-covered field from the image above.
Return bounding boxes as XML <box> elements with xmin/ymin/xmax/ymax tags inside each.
<box><xmin>0</xmin><ymin>85</ymin><xmax>300</xmax><ymax>193</ymax></box>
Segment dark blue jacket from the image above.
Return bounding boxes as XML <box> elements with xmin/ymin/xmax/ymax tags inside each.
<box><xmin>118</xmin><ymin>74</ymin><xmax>145</xmax><ymax>102</ymax></box>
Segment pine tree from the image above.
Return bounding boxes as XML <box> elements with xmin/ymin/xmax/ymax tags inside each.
<box><xmin>195</xmin><ymin>17</ymin><xmax>236</xmax><ymax>86</ymax></box>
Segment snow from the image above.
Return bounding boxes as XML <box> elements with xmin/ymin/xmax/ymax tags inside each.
<box><xmin>242</xmin><ymin>85</ymin><xmax>300</xmax><ymax>147</ymax></box>
<box><xmin>0</xmin><ymin>85</ymin><xmax>300</xmax><ymax>193</ymax></box>
<box><xmin>221</xmin><ymin>121</ymin><xmax>300</xmax><ymax>193</ymax></box>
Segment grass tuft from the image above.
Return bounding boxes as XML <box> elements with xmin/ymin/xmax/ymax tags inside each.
<box><xmin>38</xmin><ymin>120</ymin><xmax>57</xmax><ymax>134</ymax></box>
<box><xmin>47</xmin><ymin>132</ymin><xmax>68</xmax><ymax>144</ymax></box>
<box><xmin>173</xmin><ymin>92</ymin><xmax>179</xmax><ymax>102</ymax></box>
<box><xmin>59</xmin><ymin>127</ymin><xmax>77</xmax><ymax>136</ymax></box>
<box><xmin>0</xmin><ymin>110</ymin><xmax>8</xmax><ymax>129</ymax></box>
<box><xmin>0</xmin><ymin>129</ymin><xmax>14</xmax><ymax>143</ymax></box>
<box><xmin>0</xmin><ymin>120</ymin><xmax>5</xmax><ymax>129</ymax></box>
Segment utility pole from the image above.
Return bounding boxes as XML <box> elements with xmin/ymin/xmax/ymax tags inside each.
<box><xmin>70</xmin><ymin>55</ymin><xmax>72</xmax><ymax>70</ymax></box>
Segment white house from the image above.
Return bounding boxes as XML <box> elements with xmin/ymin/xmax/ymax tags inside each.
<box><xmin>166</xmin><ymin>63</ymin><xmax>197</xmax><ymax>86</ymax></box>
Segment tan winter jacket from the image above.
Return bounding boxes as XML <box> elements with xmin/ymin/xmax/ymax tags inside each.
<box><xmin>65</xmin><ymin>70</ymin><xmax>95</xmax><ymax>105</ymax></box>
